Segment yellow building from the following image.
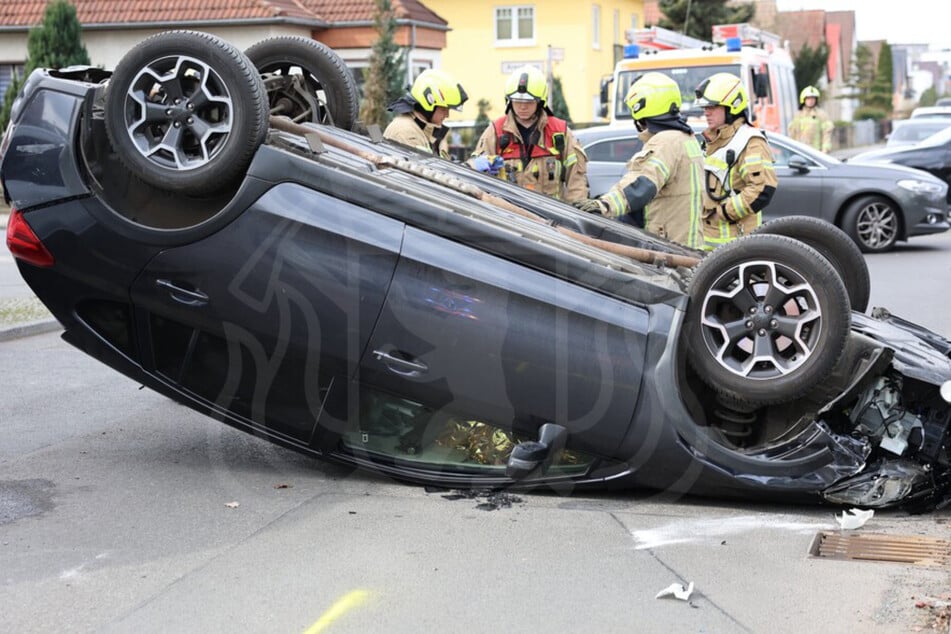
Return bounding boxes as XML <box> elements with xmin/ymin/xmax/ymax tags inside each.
<box><xmin>428</xmin><ymin>1</ymin><xmax>646</xmax><ymax>125</ymax></box>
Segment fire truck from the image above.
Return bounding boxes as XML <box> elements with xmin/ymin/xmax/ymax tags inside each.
<box><xmin>600</xmin><ymin>23</ymin><xmax>798</xmax><ymax>135</ymax></box>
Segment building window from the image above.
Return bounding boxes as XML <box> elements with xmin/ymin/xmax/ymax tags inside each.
<box><xmin>592</xmin><ymin>5</ymin><xmax>601</xmax><ymax>50</ymax></box>
<box><xmin>613</xmin><ymin>9</ymin><xmax>620</xmax><ymax>45</ymax></box>
<box><xmin>631</xmin><ymin>13</ymin><xmax>639</xmax><ymax>29</ymax></box>
<box><xmin>495</xmin><ymin>6</ymin><xmax>535</xmax><ymax>46</ymax></box>
<box><xmin>0</xmin><ymin>63</ymin><xmax>25</xmax><ymax>103</ymax></box>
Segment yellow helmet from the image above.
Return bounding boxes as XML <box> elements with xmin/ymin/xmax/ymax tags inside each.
<box><xmin>625</xmin><ymin>72</ymin><xmax>682</xmax><ymax>120</ymax></box>
<box><xmin>694</xmin><ymin>72</ymin><xmax>748</xmax><ymax>117</ymax></box>
<box><xmin>410</xmin><ymin>69</ymin><xmax>469</xmax><ymax>112</ymax></box>
<box><xmin>505</xmin><ymin>65</ymin><xmax>548</xmax><ymax>104</ymax></box>
<box><xmin>799</xmin><ymin>85</ymin><xmax>820</xmax><ymax>105</ymax></box>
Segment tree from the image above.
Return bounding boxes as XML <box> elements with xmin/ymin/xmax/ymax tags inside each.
<box><xmin>793</xmin><ymin>41</ymin><xmax>828</xmax><ymax>95</ymax></box>
<box><xmin>841</xmin><ymin>42</ymin><xmax>875</xmax><ymax>103</ymax></box>
<box><xmin>866</xmin><ymin>42</ymin><xmax>894</xmax><ymax>118</ymax></box>
<box><xmin>548</xmin><ymin>76</ymin><xmax>571</xmax><ymax>123</ymax></box>
<box><xmin>358</xmin><ymin>0</ymin><xmax>406</xmax><ymax>131</ymax></box>
<box><xmin>656</xmin><ymin>0</ymin><xmax>754</xmax><ymax>42</ymax></box>
<box><xmin>1</xmin><ymin>0</ymin><xmax>90</xmax><ymax>131</ymax></box>
<box><xmin>918</xmin><ymin>85</ymin><xmax>938</xmax><ymax>107</ymax></box>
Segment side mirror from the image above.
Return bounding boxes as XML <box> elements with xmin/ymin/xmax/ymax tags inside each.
<box><xmin>788</xmin><ymin>155</ymin><xmax>810</xmax><ymax>173</ymax></box>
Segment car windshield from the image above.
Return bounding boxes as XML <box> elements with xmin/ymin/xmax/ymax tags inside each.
<box><xmin>615</xmin><ymin>63</ymin><xmax>739</xmax><ymax>121</ymax></box>
<box><xmin>888</xmin><ymin>121</ymin><xmax>951</xmax><ymax>146</ymax></box>
<box><xmin>916</xmin><ymin>123</ymin><xmax>951</xmax><ymax>147</ymax></box>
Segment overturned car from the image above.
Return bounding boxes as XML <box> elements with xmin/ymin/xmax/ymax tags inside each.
<box><xmin>3</xmin><ymin>31</ymin><xmax>951</xmax><ymax>511</ymax></box>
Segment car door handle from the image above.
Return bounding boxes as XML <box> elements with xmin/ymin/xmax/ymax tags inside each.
<box><xmin>156</xmin><ymin>279</ymin><xmax>209</xmax><ymax>306</ymax></box>
<box><xmin>372</xmin><ymin>350</ymin><xmax>428</xmax><ymax>377</ymax></box>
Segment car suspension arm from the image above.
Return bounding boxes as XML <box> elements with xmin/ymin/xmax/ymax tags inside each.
<box><xmin>268</xmin><ymin>117</ymin><xmax>701</xmax><ymax>269</ymax></box>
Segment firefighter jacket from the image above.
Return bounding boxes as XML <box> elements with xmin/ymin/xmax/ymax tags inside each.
<box><xmin>383</xmin><ymin>113</ymin><xmax>451</xmax><ymax>158</ymax></box>
<box><xmin>787</xmin><ymin>106</ymin><xmax>834</xmax><ymax>153</ymax></box>
<box><xmin>598</xmin><ymin>128</ymin><xmax>704</xmax><ymax>249</ymax></box>
<box><xmin>701</xmin><ymin>119</ymin><xmax>777</xmax><ymax>250</ymax></box>
<box><xmin>471</xmin><ymin>111</ymin><xmax>589</xmax><ymax>202</ymax></box>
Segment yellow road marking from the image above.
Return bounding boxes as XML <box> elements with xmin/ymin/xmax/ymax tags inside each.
<box><xmin>302</xmin><ymin>589</ymin><xmax>370</xmax><ymax>634</ymax></box>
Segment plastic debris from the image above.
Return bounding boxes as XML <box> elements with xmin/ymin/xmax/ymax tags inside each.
<box><xmin>656</xmin><ymin>581</ymin><xmax>694</xmax><ymax>600</ymax></box>
<box><xmin>834</xmin><ymin>508</ymin><xmax>874</xmax><ymax>530</ymax></box>
<box><xmin>224</xmin><ymin>501</ymin><xmax>240</xmax><ymax>509</ymax></box>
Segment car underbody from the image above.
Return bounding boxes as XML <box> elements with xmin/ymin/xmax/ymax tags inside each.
<box><xmin>3</xmin><ymin>34</ymin><xmax>951</xmax><ymax>511</ymax></box>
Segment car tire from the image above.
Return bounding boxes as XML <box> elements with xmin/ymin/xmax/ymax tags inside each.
<box><xmin>685</xmin><ymin>234</ymin><xmax>851</xmax><ymax>406</ymax></box>
<box><xmin>753</xmin><ymin>215</ymin><xmax>870</xmax><ymax>312</ymax></box>
<box><xmin>104</xmin><ymin>30</ymin><xmax>269</xmax><ymax>196</ymax></box>
<box><xmin>841</xmin><ymin>195</ymin><xmax>901</xmax><ymax>253</ymax></box>
<box><xmin>245</xmin><ymin>36</ymin><xmax>360</xmax><ymax>131</ymax></box>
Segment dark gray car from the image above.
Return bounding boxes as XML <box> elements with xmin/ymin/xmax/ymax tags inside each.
<box><xmin>577</xmin><ymin>125</ymin><xmax>950</xmax><ymax>252</ymax></box>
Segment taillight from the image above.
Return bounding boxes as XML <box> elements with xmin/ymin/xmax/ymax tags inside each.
<box><xmin>5</xmin><ymin>208</ymin><xmax>54</xmax><ymax>267</ymax></box>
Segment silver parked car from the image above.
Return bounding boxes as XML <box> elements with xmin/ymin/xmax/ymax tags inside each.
<box><xmin>577</xmin><ymin>125</ymin><xmax>950</xmax><ymax>252</ymax></box>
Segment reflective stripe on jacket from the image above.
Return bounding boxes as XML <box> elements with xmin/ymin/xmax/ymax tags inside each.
<box><xmin>701</xmin><ymin>119</ymin><xmax>777</xmax><ymax>250</ymax></box>
<box><xmin>472</xmin><ymin>111</ymin><xmax>589</xmax><ymax>202</ymax></box>
<box><xmin>601</xmin><ymin>128</ymin><xmax>704</xmax><ymax>249</ymax></box>
<box><xmin>787</xmin><ymin>106</ymin><xmax>834</xmax><ymax>153</ymax></box>
<box><xmin>383</xmin><ymin>113</ymin><xmax>450</xmax><ymax>158</ymax></box>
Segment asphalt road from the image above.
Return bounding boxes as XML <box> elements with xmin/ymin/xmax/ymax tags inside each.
<box><xmin>1</xmin><ymin>234</ymin><xmax>950</xmax><ymax>633</ymax></box>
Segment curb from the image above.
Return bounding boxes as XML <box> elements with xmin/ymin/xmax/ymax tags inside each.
<box><xmin>0</xmin><ymin>317</ymin><xmax>61</xmax><ymax>342</ymax></box>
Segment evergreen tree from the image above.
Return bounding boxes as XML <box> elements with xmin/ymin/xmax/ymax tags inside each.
<box><xmin>1</xmin><ymin>0</ymin><xmax>89</xmax><ymax>130</ymax></box>
<box><xmin>358</xmin><ymin>0</ymin><xmax>406</xmax><ymax>130</ymax></box>
<box><xmin>867</xmin><ymin>42</ymin><xmax>894</xmax><ymax>115</ymax></box>
<box><xmin>793</xmin><ymin>40</ymin><xmax>828</xmax><ymax>95</ymax></box>
<box><xmin>549</xmin><ymin>76</ymin><xmax>571</xmax><ymax>123</ymax></box>
<box><xmin>841</xmin><ymin>42</ymin><xmax>875</xmax><ymax>103</ymax></box>
<box><xmin>656</xmin><ymin>0</ymin><xmax>754</xmax><ymax>42</ymax></box>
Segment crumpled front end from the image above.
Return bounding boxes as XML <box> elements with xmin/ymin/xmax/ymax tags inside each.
<box><xmin>818</xmin><ymin>309</ymin><xmax>951</xmax><ymax>511</ymax></box>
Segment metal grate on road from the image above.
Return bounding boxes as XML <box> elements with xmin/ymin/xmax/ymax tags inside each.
<box><xmin>809</xmin><ymin>531</ymin><xmax>951</xmax><ymax>567</ymax></box>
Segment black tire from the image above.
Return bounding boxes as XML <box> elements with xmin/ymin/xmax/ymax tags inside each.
<box><xmin>753</xmin><ymin>215</ymin><xmax>870</xmax><ymax>312</ymax></box>
<box><xmin>841</xmin><ymin>195</ymin><xmax>901</xmax><ymax>253</ymax></box>
<box><xmin>245</xmin><ymin>36</ymin><xmax>360</xmax><ymax>130</ymax></box>
<box><xmin>104</xmin><ymin>31</ymin><xmax>268</xmax><ymax>196</ymax></box>
<box><xmin>685</xmin><ymin>234</ymin><xmax>851</xmax><ymax>406</ymax></box>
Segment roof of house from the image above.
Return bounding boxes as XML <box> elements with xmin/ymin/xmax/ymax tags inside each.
<box><xmin>0</xmin><ymin>0</ymin><xmax>446</xmax><ymax>29</ymax></box>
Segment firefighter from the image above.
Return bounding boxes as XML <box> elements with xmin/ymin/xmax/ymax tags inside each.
<box><xmin>572</xmin><ymin>72</ymin><xmax>704</xmax><ymax>249</ymax></box>
<box><xmin>787</xmin><ymin>85</ymin><xmax>834</xmax><ymax>153</ymax></box>
<box><xmin>469</xmin><ymin>65</ymin><xmax>588</xmax><ymax>203</ymax></box>
<box><xmin>694</xmin><ymin>72</ymin><xmax>778</xmax><ymax>251</ymax></box>
<box><xmin>383</xmin><ymin>69</ymin><xmax>468</xmax><ymax>159</ymax></box>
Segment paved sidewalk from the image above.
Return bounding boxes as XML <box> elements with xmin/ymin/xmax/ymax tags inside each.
<box><xmin>0</xmin><ymin>207</ymin><xmax>61</xmax><ymax>342</ymax></box>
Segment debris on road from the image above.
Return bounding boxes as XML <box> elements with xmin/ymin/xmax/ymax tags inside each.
<box><xmin>655</xmin><ymin>581</ymin><xmax>695</xmax><ymax>601</ymax></box>
<box><xmin>835</xmin><ymin>508</ymin><xmax>874</xmax><ymax>530</ymax></box>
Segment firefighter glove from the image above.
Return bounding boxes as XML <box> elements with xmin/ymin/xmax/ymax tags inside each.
<box><xmin>573</xmin><ymin>198</ymin><xmax>607</xmax><ymax>215</ymax></box>
<box><xmin>470</xmin><ymin>155</ymin><xmax>504</xmax><ymax>175</ymax></box>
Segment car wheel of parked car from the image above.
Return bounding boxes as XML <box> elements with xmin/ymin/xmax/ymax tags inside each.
<box><xmin>685</xmin><ymin>234</ymin><xmax>851</xmax><ymax>406</ymax></box>
<box><xmin>104</xmin><ymin>30</ymin><xmax>269</xmax><ymax>196</ymax></box>
<box><xmin>841</xmin><ymin>195</ymin><xmax>900</xmax><ymax>253</ymax></box>
<box><xmin>753</xmin><ymin>215</ymin><xmax>870</xmax><ymax>313</ymax></box>
<box><xmin>245</xmin><ymin>36</ymin><xmax>360</xmax><ymax>131</ymax></box>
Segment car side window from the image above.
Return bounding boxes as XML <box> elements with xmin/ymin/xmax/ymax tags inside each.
<box><xmin>769</xmin><ymin>143</ymin><xmax>813</xmax><ymax>168</ymax></box>
<box><xmin>586</xmin><ymin>138</ymin><xmax>644</xmax><ymax>163</ymax></box>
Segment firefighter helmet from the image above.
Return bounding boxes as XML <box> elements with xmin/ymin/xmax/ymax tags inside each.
<box><xmin>410</xmin><ymin>69</ymin><xmax>469</xmax><ymax>112</ymax></box>
<box><xmin>625</xmin><ymin>72</ymin><xmax>682</xmax><ymax>120</ymax></box>
<box><xmin>694</xmin><ymin>72</ymin><xmax>748</xmax><ymax>117</ymax></box>
<box><xmin>505</xmin><ymin>65</ymin><xmax>548</xmax><ymax>104</ymax></box>
<box><xmin>799</xmin><ymin>85</ymin><xmax>821</xmax><ymax>105</ymax></box>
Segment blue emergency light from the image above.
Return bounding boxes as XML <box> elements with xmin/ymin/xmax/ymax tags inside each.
<box><xmin>725</xmin><ymin>37</ymin><xmax>742</xmax><ymax>52</ymax></box>
<box><xmin>623</xmin><ymin>44</ymin><xmax>640</xmax><ymax>59</ymax></box>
